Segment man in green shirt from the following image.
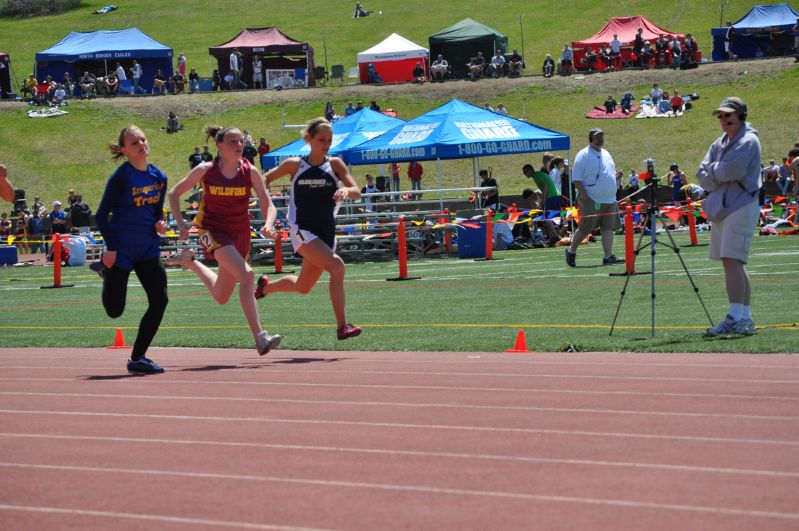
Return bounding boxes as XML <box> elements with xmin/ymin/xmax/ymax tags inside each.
<box><xmin>523</xmin><ymin>164</ymin><xmax>560</xmax><ymax>244</ymax></box>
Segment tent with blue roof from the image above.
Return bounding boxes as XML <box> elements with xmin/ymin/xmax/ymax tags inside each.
<box><xmin>345</xmin><ymin>99</ymin><xmax>570</xmax><ymax>167</ymax></box>
<box><xmin>261</xmin><ymin>109</ymin><xmax>406</xmax><ymax>169</ymax></box>
<box><xmin>35</xmin><ymin>28</ymin><xmax>173</xmax><ymax>92</ymax></box>
<box><xmin>711</xmin><ymin>3</ymin><xmax>799</xmax><ymax>60</ymax></box>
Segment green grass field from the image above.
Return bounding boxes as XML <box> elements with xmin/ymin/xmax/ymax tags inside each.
<box><xmin>1</xmin><ymin>230</ymin><xmax>797</xmax><ymax>353</ymax></box>
<box><xmin>2</xmin><ymin>1</ymin><xmax>797</xmax><ymax>208</ymax></box>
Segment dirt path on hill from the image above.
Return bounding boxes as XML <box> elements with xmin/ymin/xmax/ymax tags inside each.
<box><xmin>1</xmin><ymin>57</ymin><xmax>794</xmax><ymax>120</ymax></box>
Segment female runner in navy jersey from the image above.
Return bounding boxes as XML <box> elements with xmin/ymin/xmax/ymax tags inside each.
<box><xmin>256</xmin><ymin>117</ymin><xmax>362</xmax><ymax>340</ymax></box>
<box><xmin>167</xmin><ymin>125</ymin><xmax>280</xmax><ymax>355</ymax></box>
<box><xmin>95</xmin><ymin>125</ymin><xmax>169</xmax><ymax>374</ymax></box>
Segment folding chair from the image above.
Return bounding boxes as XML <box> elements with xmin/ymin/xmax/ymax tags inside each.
<box><xmin>118</xmin><ymin>79</ymin><xmax>133</xmax><ymax>95</ymax></box>
<box><xmin>330</xmin><ymin>65</ymin><xmax>345</xmax><ymax>84</ymax></box>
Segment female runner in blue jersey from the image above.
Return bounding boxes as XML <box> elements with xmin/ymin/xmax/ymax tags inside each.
<box><xmin>95</xmin><ymin>125</ymin><xmax>169</xmax><ymax>374</ymax></box>
<box><xmin>256</xmin><ymin>117</ymin><xmax>362</xmax><ymax>340</ymax></box>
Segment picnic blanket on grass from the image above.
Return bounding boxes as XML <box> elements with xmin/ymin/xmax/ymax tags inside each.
<box><xmin>586</xmin><ymin>105</ymin><xmax>639</xmax><ymax>119</ymax></box>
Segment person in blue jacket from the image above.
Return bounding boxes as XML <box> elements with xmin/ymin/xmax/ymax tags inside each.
<box><xmin>94</xmin><ymin>125</ymin><xmax>169</xmax><ymax>374</ymax></box>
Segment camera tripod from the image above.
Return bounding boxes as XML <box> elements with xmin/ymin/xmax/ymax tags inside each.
<box><xmin>609</xmin><ymin>172</ymin><xmax>714</xmax><ymax>337</ymax></box>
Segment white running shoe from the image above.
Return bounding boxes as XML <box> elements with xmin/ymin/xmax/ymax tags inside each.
<box><xmin>256</xmin><ymin>331</ymin><xmax>282</xmax><ymax>356</ymax></box>
<box><xmin>165</xmin><ymin>248</ymin><xmax>195</xmax><ymax>270</ymax></box>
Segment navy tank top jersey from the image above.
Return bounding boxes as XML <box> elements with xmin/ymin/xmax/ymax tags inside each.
<box><xmin>288</xmin><ymin>156</ymin><xmax>341</xmax><ymax>233</ymax></box>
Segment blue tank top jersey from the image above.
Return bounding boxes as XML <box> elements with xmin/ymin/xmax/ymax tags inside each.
<box><xmin>96</xmin><ymin>162</ymin><xmax>167</xmax><ymax>253</ymax></box>
<box><xmin>288</xmin><ymin>157</ymin><xmax>341</xmax><ymax>234</ymax></box>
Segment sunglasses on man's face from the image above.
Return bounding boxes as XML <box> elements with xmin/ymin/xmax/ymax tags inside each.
<box><xmin>717</xmin><ymin>112</ymin><xmax>734</xmax><ymax>119</ymax></box>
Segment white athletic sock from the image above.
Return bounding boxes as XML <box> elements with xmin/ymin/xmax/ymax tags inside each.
<box><xmin>742</xmin><ymin>305</ymin><xmax>752</xmax><ymax>320</ymax></box>
<box><xmin>729</xmin><ymin>303</ymin><xmax>744</xmax><ymax>321</ymax></box>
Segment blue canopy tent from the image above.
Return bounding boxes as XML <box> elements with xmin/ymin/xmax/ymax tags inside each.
<box><xmin>261</xmin><ymin>109</ymin><xmax>406</xmax><ymax>169</ymax></box>
<box><xmin>36</xmin><ymin>28</ymin><xmax>173</xmax><ymax>93</ymax></box>
<box><xmin>345</xmin><ymin>99</ymin><xmax>571</xmax><ymax>209</ymax></box>
<box><xmin>711</xmin><ymin>3</ymin><xmax>799</xmax><ymax>60</ymax></box>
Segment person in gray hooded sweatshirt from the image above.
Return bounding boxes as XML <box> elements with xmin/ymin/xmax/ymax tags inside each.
<box><xmin>696</xmin><ymin>97</ymin><xmax>761</xmax><ymax>336</ymax></box>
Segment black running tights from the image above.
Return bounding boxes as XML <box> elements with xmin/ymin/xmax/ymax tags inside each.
<box><xmin>102</xmin><ymin>257</ymin><xmax>168</xmax><ymax>361</ymax></box>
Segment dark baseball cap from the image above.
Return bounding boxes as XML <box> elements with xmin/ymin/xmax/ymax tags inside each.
<box><xmin>712</xmin><ymin>97</ymin><xmax>747</xmax><ymax>117</ymax></box>
<box><xmin>588</xmin><ymin>128</ymin><xmax>604</xmax><ymax>141</ymax></box>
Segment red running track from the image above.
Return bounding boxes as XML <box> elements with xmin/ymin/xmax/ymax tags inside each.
<box><xmin>0</xmin><ymin>347</ymin><xmax>798</xmax><ymax>530</ymax></box>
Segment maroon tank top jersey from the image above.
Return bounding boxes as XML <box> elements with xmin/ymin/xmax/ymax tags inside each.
<box><xmin>195</xmin><ymin>159</ymin><xmax>253</xmax><ymax>232</ymax></box>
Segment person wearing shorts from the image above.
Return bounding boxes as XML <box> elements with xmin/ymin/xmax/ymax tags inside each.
<box><xmin>167</xmin><ymin>125</ymin><xmax>280</xmax><ymax>355</ymax></box>
<box><xmin>256</xmin><ymin>117</ymin><xmax>362</xmax><ymax>341</ymax></box>
<box><xmin>697</xmin><ymin>97</ymin><xmax>761</xmax><ymax>336</ymax></box>
<box><xmin>565</xmin><ymin>128</ymin><xmax>624</xmax><ymax>267</ymax></box>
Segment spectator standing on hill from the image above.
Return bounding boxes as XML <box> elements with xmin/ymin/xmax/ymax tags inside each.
<box><xmin>566</xmin><ymin>128</ymin><xmax>624</xmax><ymax>267</ymax></box>
<box><xmin>431</xmin><ymin>54</ymin><xmax>448</xmax><ymax>82</ymax></box>
<box><xmin>50</xmin><ymin>201</ymin><xmax>67</xmax><ymax>234</ymax></box>
<box><xmin>188</xmin><ymin>147</ymin><xmax>204</xmax><ymax>169</ymax></box>
<box><xmin>407</xmin><ymin>161</ymin><xmax>423</xmax><ymax>200</ymax></box>
<box><xmin>177</xmin><ymin>53</ymin><xmax>187</xmax><ymax>78</ymax></box>
<box><xmin>325</xmin><ymin>102</ymin><xmax>335</xmax><ymax>121</ymax></box>
<box><xmin>114</xmin><ymin>62</ymin><xmax>126</xmax><ymax>82</ymax></box>
<box><xmin>201</xmin><ymin>145</ymin><xmax>213</xmax><ymax>163</ymax></box>
<box><xmin>252</xmin><ymin>55</ymin><xmax>264</xmax><ymax>89</ymax></box>
<box><xmin>130</xmin><ymin>60</ymin><xmax>143</xmax><ymax>94</ymax></box>
<box><xmin>230</xmin><ymin>48</ymin><xmax>240</xmax><ymax>89</ymax></box>
<box><xmin>777</xmin><ymin>156</ymin><xmax>792</xmax><ymax>195</ymax></box>
<box><xmin>242</xmin><ymin>139</ymin><xmax>257</xmax><ymax>165</ymax></box>
<box><xmin>212</xmin><ymin>69</ymin><xmax>222</xmax><ymax>91</ymax></box>
<box><xmin>188</xmin><ymin>69</ymin><xmax>200</xmax><ymax>93</ymax></box>
<box><xmin>697</xmin><ymin>97</ymin><xmax>761</xmax><ymax>336</ymax></box>
<box><xmin>725</xmin><ymin>22</ymin><xmax>736</xmax><ymax>60</ymax></box>
<box><xmin>650</xmin><ymin>83</ymin><xmax>663</xmax><ymax>105</ymax></box>
<box><xmin>633</xmin><ymin>28</ymin><xmax>646</xmax><ymax>65</ymax></box>
<box><xmin>390</xmin><ymin>162</ymin><xmax>401</xmax><ymax>196</ymax></box>
<box><xmin>670</xmin><ymin>91</ymin><xmax>683</xmax><ymax>114</ymax></box>
<box><xmin>610</xmin><ymin>34</ymin><xmax>622</xmax><ymax>67</ymax></box>
<box><xmin>257</xmin><ymin>138</ymin><xmax>271</xmax><ymax>171</ymax></box>
<box><xmin>793</xmin><ymin>18</ymin><xmax>799</xmax><ymax>61</ymax></box>
<box><xmin>94</xmin><ymin>125</ymin><xmax>170</xmax><ymax>374</ymax></box>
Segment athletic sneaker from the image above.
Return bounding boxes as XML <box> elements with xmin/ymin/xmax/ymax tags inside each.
<box><xmin>337</xmin><ymin>323</ymin><xmax>362</xmax><ymax>340</ymax></box>
<box><xmin>256</xmin><ymin>331</ymin><xmax>281</xmax><ymax>355</ymax></box>
<box><xmin>565</xmin><ymin>249</ymin><xmax>576</xmax><ymax>267</ymax></box>
<box><xmin>127</xmin><ymin>357</ymin><xmax>165</xmax><ymax>374</ymax></box>
<box><xmin>254</xmin><ymin>274</ymin><xmax>270</xmax><ymax>300</ymax></box>
<box><xmin>602</xmin><ymin>254</ymin><xmax>625</xmax><ymax>266</ymax></box>
<box><xmin>705</xmin><ymin>315</ymin><xmax>756</xmax><ymax>337</ymax></box>
<box><xmin>165</xmin><ymin>248</ymin><xmax>195</xmax><ymax>270</ymax></box>
<box><xmin>89</xmin><ymin>260</ymin><xmax>107</xmax><ymax>278</ymax></box>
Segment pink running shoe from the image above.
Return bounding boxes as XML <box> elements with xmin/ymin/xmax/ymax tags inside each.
<box><xmin>254</xmin><ymin>274</ymin><xmax>269</xmax><ymax>300</ymax></box>
<box><xmin>337</xmin><ymin>323</ymin><xmax>362</xmax><ymax>340</ymax></box>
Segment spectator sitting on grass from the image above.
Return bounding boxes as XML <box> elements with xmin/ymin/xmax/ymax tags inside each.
<box><xmin>495</xmin><ymin>103</ymin><xmax>509</xmax><ymax>116</ymax></box>
<box><xmin>620</xmin><ymin>91</ymin><xmax>635</xmax><ymax>114</ymax></box>
<box><xmin>166</xmin><ymin>111</ymin><xmax>180</xmax><ymax>133</ymax></box>
<box><xmin>604</xmin><ymin>95</ymin><xmax>618</xmax><ymax>114</ymax></box>
<box><xmin>353</xmin><ymin>2</ymin><xmax>370</xmax><ymax>17</ymax></box>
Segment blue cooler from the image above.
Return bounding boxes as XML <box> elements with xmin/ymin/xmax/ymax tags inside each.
<box><xmin>0</xmin><ymin>245</ymin><xmax>18</xmax><ymax>265</ymax></box>
<box><xmin>456</xmin><ymin>223</ymin><xmax>486</xmax><ymax>259</ymax></box>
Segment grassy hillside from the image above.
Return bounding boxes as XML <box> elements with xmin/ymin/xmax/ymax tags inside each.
<box><xmin>0</xmin><ymin>1</ymin><xmax>795</xmax><ymax>209</ymax></box>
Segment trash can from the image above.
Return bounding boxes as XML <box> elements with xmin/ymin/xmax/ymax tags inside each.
<box><xmin>62</xmin><ymin>236</ymin><xmax>86</xmax><ymax>266</ymax></box>
<box><xmin>456</xmin><ymin>223</ymin><xmax>486</xmax><ymax>259</ymax></box>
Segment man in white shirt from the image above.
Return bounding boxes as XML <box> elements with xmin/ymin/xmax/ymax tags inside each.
<box><xmin>114</xmin><ymin>62</ymin><xmax>127</xmax><ymax>81</ymax></box>
<box><xmin>230</xmin><ymin>49</ymin><xmax>240</xmax><ymax>89</ymax></box>
<box><xmin>561</xmin><ymin>44</ymin><xmax>573</xmax><ymax>74</ymax></box>
<box><xmin>430</xmin><ymin>54</ymin><xmax>448</xmax><ymax>82</ymax></box>
<box><xmin>488</xmin><ymin>51</ymin><xmax>506</xmax><ymax>78</ymax></box>
<box><xmin>565</xmin><ymin>128</ymin><xmax>624</xmax><ymax>267</ymax></box>
<box><xmin>609</xmin><ymin>34</ymin><xmax>622</xmax><ymax>69</ymax></box>
<box><xmin>130</xmin><ymin>59</ymin><xmax>143</xmax><ymax>94</ymax></box>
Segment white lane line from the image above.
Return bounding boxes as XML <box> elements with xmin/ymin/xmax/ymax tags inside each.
<box><xmin>2</xmin><ymin>366</ymin><xmax>799</xmax><ymax>384</ymax></box>
<box><xmin>0</xmin><ymin>409</ymin><xmax>796</xmax><ymax>446</ymax></box>
<box><xmin>2</xmin><ymin>391</ymin><xmax>796</xmax><ymax>422</ymax></box>
<box><xmin>0</xmin><ymin>503</ymin><xmax>327</xmax><ymax>530</ymax></box>
<box><xmin>1</xmin><ymin>463</ymin><xmax>797</xmax><ymax>521</ymax></box>
<box><xmin>3</xmin><ymin>432</ymin><xmax>797</xmax><ymax>479</ymax></box>
<box><xmin>4</xmin><ymin>355</ymin><xmax>799</xmax><ymax>371</ymax></box>
<box><xmin>1</xmin><ymin>377</ymin><xmax>796</xmax><ymax>402</ymax></box>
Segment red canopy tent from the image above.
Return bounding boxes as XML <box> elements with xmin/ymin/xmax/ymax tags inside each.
<box><xmin>208</xmin><ymin>27</ymin><xmax>315</xmax><ymax>88</ymax></box>
<box><xmin>571</xmin><ymin>16</ymin><xmax>685</xmax><ymax>69</ymax></box>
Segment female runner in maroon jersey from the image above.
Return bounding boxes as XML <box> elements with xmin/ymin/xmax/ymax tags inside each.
<box><xmin>167</xmin><ymin>125</ymin><xmax>280</xmax><ymax>355</ymax></box>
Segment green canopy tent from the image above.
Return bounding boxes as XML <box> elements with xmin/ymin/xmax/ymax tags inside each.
<box><xmin>428</xmin><ymin>18</ymin><xmax>509</xmax><ymax>78</ymax></box>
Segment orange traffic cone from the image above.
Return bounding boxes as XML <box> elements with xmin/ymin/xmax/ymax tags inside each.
<box><xmin>505</xmin><ymin>329</ymin><xmax>532</xmax><ymax>353</ymax></box>
<box><xmin>106</xmin><ymin>327</ymin><xmax>132</xmax><ymax>349</ymax></box>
